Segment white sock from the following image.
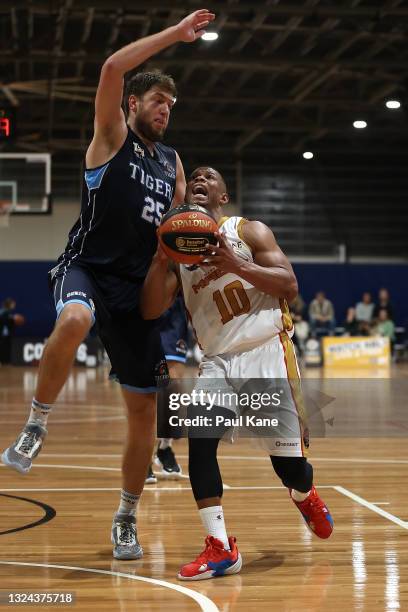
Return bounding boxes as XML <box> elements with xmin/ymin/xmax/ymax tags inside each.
<box><xmin>27</xmin><ymin>398</ymin><xmax>53</xmax><ymax>428</ymax></box>
<box><xmin>159</xmin><ymin>438</ymin><xmax>172</xmax><ymax>450</ymax></box>
<box><xmin>117</xmin><ymin>490</ymin><xmax>140</xmax><ymax>516</ymax></box>
<box><xmin>199</xmin><ymin>505</ymin><xmax>230</xmax><ymax>550</ymax></box>
<box><xmin>291</xmin><ymin>489</ymin><xmax>311</xmax><ymax>502</ymax></box>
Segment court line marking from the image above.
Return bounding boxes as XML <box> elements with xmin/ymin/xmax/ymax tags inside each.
<box><xmin>308</xmin><ymin>457</ymin><xmax>408</xmax><ymax>465</ymax></box>
<box><xmin>216</xmin><ymin>456</ymin><xmax>408</xmax><ymax>465</ymax></box>
<box><xmin>0</xmin><ymin>402</ymin><xmax>122</xmax><ymax>412</ymax></box>
<box><xmin>0</xmin><ymin>463</ymin><xmax>190</xmax><ymax>479</ymax></box>
<box><xmin>40</xmin><ymin>453</ymin><xmax>408</xmax><ymax>465</ymax></box>
<box><xmin>42</xmin><ymin>453</ymin><xmax>124</xmax><ymax>458</ymax></box>
<box><xmin>0</xmin><ymin>463</ymin><xmax>122</xmax><ymax>472</ymax></box>
<box><xmin>4</xmin><ymin>417</ymin><xmax>126</xmax><ymax>424</ymax></box>
<box><xmin>0</xmin><ymin>485</ymin><xmax>332</xmax><ymax>493</ymax></box>
<box><xmin>334</xmin><ymin>485</ymin><xmax>408</xmax><ymax>530</ymax></box>
<box><xmin>160</xmin><ymin>473</ymin><xmax>190</xmax><ymax>480</ymax></box>
<box><xmin>0</xmin><ymin>561</ymin><xmax>219</xmax><ymax>612</ymax></box>
<box><xmin>2</xmin><ymin>403</ymin><xmax>121</xmax><ymax>409</ymax></box>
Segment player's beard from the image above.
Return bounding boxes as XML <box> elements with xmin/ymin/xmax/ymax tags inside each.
<box><xmin>135</xmin><ymin>113</ymin><xmax>166</xmax><ymax>143</ymax></box>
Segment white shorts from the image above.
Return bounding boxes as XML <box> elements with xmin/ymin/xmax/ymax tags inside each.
<box><xmin>195</xmin><ymin>332</ymin><xmax>309</xmax><ymax>457</ymax></box>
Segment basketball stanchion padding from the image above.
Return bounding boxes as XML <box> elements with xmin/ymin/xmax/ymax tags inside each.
<box><xmin>0</xmin><ymin>201</ymin><xmax>12</xmax><ymax>228</ymax></box>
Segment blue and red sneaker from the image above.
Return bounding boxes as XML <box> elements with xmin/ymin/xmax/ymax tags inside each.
<box><xmin>178</xmin><ymin>536</ymin><xmax>242</xmax><ymax>581</ymax></box>
<box><xmin>290</xmin><ymin>486</ymin><xmax>334</xmax><ymax>539</ymax></box>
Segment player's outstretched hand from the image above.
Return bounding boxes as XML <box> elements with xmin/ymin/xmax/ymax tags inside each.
<box><xmin>176</xmin><ymin>9</ymin><xmax>216</xmax><ymax>43</ymax></box>
<box><xmin>202</xmin><ymin>232</ymin><xmax>243</xmax><ymax>274</ymax></box>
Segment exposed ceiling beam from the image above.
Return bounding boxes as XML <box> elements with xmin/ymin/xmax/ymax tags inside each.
<box><xmin>13</xmin><ymin>119</ymin><xmax>408</xmax><ymax>134</ymax></box>
<box><xmin>13</xmin><ymin>138</ymin><xmax>408</xmax><ymax>157</ymax></box>
<box><xmin>105</xmin><ymin>9</ymin><xmax>124</xmax><ymax>57</ymax></box>
<box><xmin>4</xmin><ymin>82</ymin><xmax>401</xmax><ymax>110</ymax></box>
<box><xmin>4</xmin><ymin>2</ymin><xmax>408</xmax><ymax>17</ymax></box>
<box><xmin>0</xmin><ymin>85</ymin><xmax>19</xmax><ymax>106</ymax></box>
<box><xmin>229</xmin><ymin>0</ymin><xmax>277</xmax><ymax>54</ymax></box>
<box><xmin>76</xmin><ymin>8</ymin><xmax>95</xmax><ymax>79</ymax></box>
<box><xmin>300</xmin><ymin>17</ymin><xmax>340</xmax><ymax>56</ymax></box>
<box><xmin>235</xmin><ymin>64</ymin><xmax>339</xmax><ymax>152</ymax></box>
<box><xmin>2</xmin><ymin>52</ymin><xmax>408</xmax><ymax>72</ymax></box>
<box><xmin>235</xmin><ymin>9</ymin><xmax>391</xmax><ymax>154</ymax></box>
<box><xmin>260</xmin><ymin>0</ymin><xmax>321</xmax><ymax>56</ymax></box>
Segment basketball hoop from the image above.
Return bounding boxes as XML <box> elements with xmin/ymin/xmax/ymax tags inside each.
<box><xmin>0</xmin><ymin>200</ymin><xmax>12</xmax><ymax>228</ymax></box>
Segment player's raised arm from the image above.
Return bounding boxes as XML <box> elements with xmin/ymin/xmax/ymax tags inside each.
<box><xmin>140</xmin><ymin>245</ymin><xmax>180</xmax><ymax>320</ymax></box>
<box><xmin>92</xmin><ymin>10</ymin><xmax>215</xmax><ymax>148</ymax></box>
<box><xmin>204</xmin><ymin>221</ymin><xmax>298</xmax><ymax>302</ymax></box>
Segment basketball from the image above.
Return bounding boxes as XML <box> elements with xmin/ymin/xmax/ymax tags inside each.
<box><xmin>158</xmin><ymin>204</ymin><xmax>218</xmax><ymax>264</ymax></box>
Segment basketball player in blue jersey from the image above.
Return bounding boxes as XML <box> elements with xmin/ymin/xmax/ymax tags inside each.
<box><xmin>141</xmin><ymin>167</ymin><xmax>334</xmax><ymax>580</ymax></box>
<box><xmin>1</xmin><ymin>10</ymin><xmax>215</xmax><ymax>561</ymax></box>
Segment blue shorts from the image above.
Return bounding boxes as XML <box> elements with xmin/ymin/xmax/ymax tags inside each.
<box><xmin>159</xmin><ymin>293</ymin><xmax>188</xmax><ymax>364</ymax></box>
<box><xmin>49</xmin><ymin>263</ymin><xmax>169</xmax><ymax>392</ymax></box>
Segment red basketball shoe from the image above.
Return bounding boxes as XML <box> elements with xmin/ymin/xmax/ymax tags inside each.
<box><xmin>178</xmin><ymin>536</ymin><xmax>242</xmax><ymax>581</ymax></box>
<box><xmin>290</xmin><ymin>486</ymin><xmax>334</xmax><ymax>539</ymax></box>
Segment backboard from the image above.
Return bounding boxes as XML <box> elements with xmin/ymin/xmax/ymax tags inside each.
<box><xmin>0</xmin><ymin>153</ymin><xmax>52</xmax><ymax>215</ymax></box>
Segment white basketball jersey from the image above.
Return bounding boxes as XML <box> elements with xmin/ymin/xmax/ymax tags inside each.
<box><xmin>179</xmin><ymin>216</ymin><xmax>293</xmax><ymax>357</ymax></box>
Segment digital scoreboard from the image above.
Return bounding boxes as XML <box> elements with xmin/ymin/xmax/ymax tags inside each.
<box><xmin>0</xmin><ymin>108</ymin><xmax>16</xmax><ymax>140</ymax></box>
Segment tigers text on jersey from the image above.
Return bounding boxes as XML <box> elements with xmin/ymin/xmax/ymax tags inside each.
<box><xmin>180</xmin><ymin>216</ymin><xmax>293</xmax><ymax>357</ymax></box>
<box><xmin>57</xmin><ymin>127</ymin><xmax>176</xmax><ymax>280</ymax></box>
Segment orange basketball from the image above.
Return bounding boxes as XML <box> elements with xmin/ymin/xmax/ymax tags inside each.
<box><xmin>158</xmin><ymin>204</ymin><xmax>218</xmax><ymax>264</ymax></box>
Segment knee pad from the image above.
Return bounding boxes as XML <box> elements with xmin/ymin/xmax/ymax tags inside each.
<box><xmin>270</xmin><ymin>456</ymin><xmax>313</xmax><ymax>493</ymax></box>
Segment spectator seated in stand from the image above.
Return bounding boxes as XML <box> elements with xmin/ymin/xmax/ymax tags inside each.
<box><xmin>343</xmin><ymin>307</ymin><xmax>360</xmax><ymax>336</ymax></box>
<box><xmin>373</xmin><ymin>288</ymin><xmax>394</xmax><ymax>321</ymax></box>
<box><xmin>308</xmin><ymin>291</ymin><xmax>336</xmax><ymax>337</ymax></box>
<box><xmin>355</xmin><ymin>291</ymin><xmax>374</xmax><ymax>335</ymax></box>
<box><xmin>371</xmin><ymin>308</ymin><xmax>395</xmax><ymax>349</ymax></box>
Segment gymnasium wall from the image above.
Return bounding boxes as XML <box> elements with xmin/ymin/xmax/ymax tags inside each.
<box><xmin>0</xmin><ymin>260</ymin><xmax>406</xmax><ymax>337</ymax></box>
<box><xmin>242</xmin><ymin>159</ymin><xmax>408</xmax><ymax>259</ymax></box>
<box><xmin>0</xmin><ymin>202</ymin><xmax>79</xmax><ymax>261</ymax></box>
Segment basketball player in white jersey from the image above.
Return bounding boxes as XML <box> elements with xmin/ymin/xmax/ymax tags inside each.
<box><xmin>141</xmin><ymin>167</ymin><xmax>334</xmax><ymax>580</ymax></box>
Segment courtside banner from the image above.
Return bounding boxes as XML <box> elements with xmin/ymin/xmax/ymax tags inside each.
<box><xmin>322</xmin><ymin>336</ymin><xmax>390</xmax><ymax>367</ymax></box>
<box><xmin>11</xmin><ymin>336</ymin><xmax>104</xmax><ymax>367</ymax></box>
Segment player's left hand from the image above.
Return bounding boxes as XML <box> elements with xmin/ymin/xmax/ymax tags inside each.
<box><xmin>201</xmin><ymin>232</ymin><xmax>243</xmax><ymax>273</ymax></box>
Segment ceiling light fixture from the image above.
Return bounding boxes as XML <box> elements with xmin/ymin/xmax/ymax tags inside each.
<box><xmin>303</xmin><ymin>151</ymin><xmax>314</xmax><ymax>159</ymax></box>
<box><xmin>201</xmin><ymin>32</ymin><xmax>219</xmax><ymax>41</ymax></box>
<box><xmin>353</xmin><ymin>120</ymin><xmax>367</xmax><ymax>129</ymax></box>
<box><xmin>386</xmin><ymin>100</ymin><xmax>401</xmax><ymax>109</ymax></box>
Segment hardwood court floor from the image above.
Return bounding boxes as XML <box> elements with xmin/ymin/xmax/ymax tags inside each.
<box><xmin>0</xmin><ymin>364</ymin><xmax>407</xmax><ymax>611</ymax></box>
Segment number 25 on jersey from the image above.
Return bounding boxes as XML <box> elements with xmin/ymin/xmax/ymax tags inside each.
<box><xmin>141</xmin><ymin>196</ymin><xmax>164</xmax><ymax>227</ymax></box>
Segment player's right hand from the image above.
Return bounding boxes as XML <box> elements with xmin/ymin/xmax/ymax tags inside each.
<box><xmin>175</xmin><ymin>9</ymin><xmax>216</xmax><ymax>43</ymax></box>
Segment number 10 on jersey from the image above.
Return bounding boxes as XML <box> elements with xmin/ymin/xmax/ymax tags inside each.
<box><xmin>213</xmin><ymin>280</ymin><xmax>251</xmax><ymax>324</ymax></box>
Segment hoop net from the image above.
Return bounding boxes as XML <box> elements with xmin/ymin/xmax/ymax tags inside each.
<box><xmin>0</xmin><ymin>200</ymin><xmax>12</xmax><ymax>228</ymax></box>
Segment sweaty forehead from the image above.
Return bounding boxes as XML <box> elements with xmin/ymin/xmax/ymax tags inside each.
<box><xmin>190</xmin><ymin>167</ymin><xmax>220</xmax><ymax>179</ymax></box>
<box><xmin>146</xmin><ymin>86</ymin><xmax>176</xmax><ymax>104</ymax></box>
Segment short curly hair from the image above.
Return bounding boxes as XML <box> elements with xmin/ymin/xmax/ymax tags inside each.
<box><xmin>124</xmin><ymin>70</ymin><xmax>177</xmax><ymax>115</ymax></box>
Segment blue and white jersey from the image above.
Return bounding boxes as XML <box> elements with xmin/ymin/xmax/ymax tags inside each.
<box><xmin>57</xmin><ymin>127</ymin><xmax>176</xmax><ymax>280</ymax></box>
